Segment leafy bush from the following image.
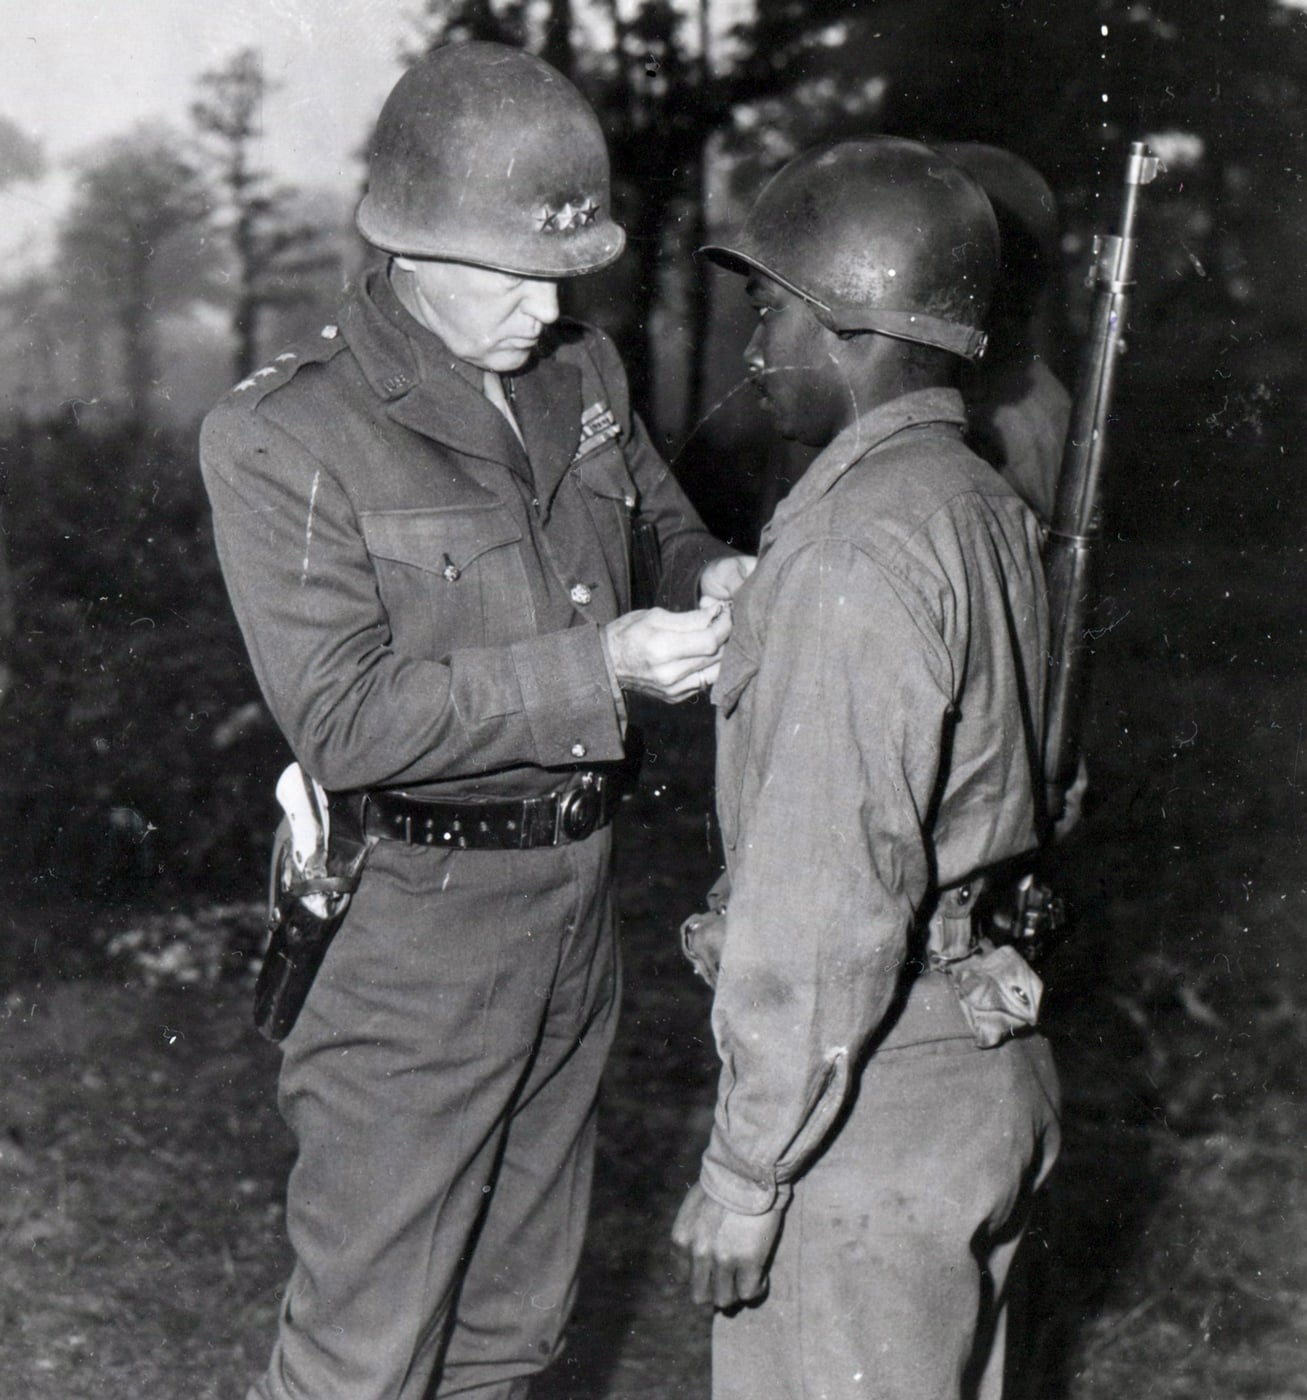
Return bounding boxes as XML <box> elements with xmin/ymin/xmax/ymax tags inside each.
<box><xmin>0</xmin><ymin>418</ymin><xmax>286</xmax><ymax>915</ymax></box>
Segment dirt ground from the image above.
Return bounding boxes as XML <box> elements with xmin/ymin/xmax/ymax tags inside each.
<box><xmin>3</xmin><ymin>405</ymin><xmax>1307</xmax><ymax>1398</ymax></box>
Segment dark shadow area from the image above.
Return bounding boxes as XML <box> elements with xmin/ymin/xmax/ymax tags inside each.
<box><xmin>0</xmin><ymin>419</ymin><xmax>286</xmax><ymax>933</ymax></box>
<box><xmin>535</xmin><ymin>697</ymin><xmax>721</xmax><ymax>1400</ymax></box>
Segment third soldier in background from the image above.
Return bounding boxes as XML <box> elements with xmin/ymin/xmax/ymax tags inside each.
<box><xmin>940</xmin><ymin>141</ymin><xmax>1072</xmax><ymax>528</ymax></box>
<box><xmin>675</xmin><ymin>139</ymin><xmax>1062</xmax><ymax>1400</ymax></box>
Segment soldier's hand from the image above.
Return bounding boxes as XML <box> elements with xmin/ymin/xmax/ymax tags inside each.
<box><xmin>1052</xmin><ymin>756</ymin><xmax>1090</xmax><ymax>843</ymax></box>
<box><xmin>671</xmin><ymin>1182</ymin><xmax>783</xmax><ymax>1310</ymax></box>
<box><xmin>698</xmin><ymin>554</ymin><xmax>757</xmax><ymax>608</ymax></box>
<box><xmin>602</xmin><ymin>602</ymin><xmax>732</xmax><ymax>703</ymax></box>
<box><xmin>680</xmin><ymin>909</ymin><xmax>727</xmax><ymax>988</ymax></box>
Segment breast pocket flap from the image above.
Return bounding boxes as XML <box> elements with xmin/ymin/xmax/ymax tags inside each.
<box><xmin>361</xmin><ymin>508</ymin><xmax>523</xmax><ymax>573</ymax></box>
<box><xmin>574</xmin><ymin>447</ymin><xmax>636</xmax><ymax>505</ymax></box>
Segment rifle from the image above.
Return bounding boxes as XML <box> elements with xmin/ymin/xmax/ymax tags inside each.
<box><xmin>989</xmin><ymin>142</ymin><xmax>1160</xmax><ymax>950</ymax></box>
<box><xmin>1042</xmin><ymin>140</ymin><xmax>1162</xmax><ymax>826</ymax></box>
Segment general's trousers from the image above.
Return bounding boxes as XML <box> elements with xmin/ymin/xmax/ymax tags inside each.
<box><xmin>714</xmin><ymin>1026</ymin><xmax>1061</xmax><ymax>1400</ymax></box>
<box><xmin>249</xmin><ymin>829</ymin><xmax>620</xmax><ymax>1400</ymax></box>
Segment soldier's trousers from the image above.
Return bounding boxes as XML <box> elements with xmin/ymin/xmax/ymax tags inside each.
<box><xmin>248</xmin><ymin>829</ymin><xmax>620</xmax><ymax>1400</ymax></box>
<box><xmin>713</xmin><ymin>1028</ymin><xmax>1061</xmax><ymax>1400</ymax></box>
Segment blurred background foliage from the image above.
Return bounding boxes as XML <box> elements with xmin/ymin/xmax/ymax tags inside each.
<box><xmin>0</xmin><ymin>0</ymin><xmax>1301</xmax><ymax>926</ymax></box>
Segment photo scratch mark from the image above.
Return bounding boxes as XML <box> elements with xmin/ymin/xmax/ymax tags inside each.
<box><xmin>301</xmin><ymin>471</ymin><xmax>321</xmax><ymax>585</ymax></box>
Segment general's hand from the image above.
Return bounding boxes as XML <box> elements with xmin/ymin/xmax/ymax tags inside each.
<box><xmin>671</xmin><ymin>1183</ymin><xmax>784</xmax><ymax>1309</ymax></box>
<box><xmin>699</xmin><ymin>555</ymin><xmax>757</xmax><ymax>608</ymax></box>
<box><xmin>602</xmin><ymin>602</ymin><xmax>732</xmax><ymax>703</ymax></box>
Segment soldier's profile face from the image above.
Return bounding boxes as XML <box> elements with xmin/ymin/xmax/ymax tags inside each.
<box><xmin>743</xmin><ymin>275</ymin><xmax>848</xmax><ymax>446</ymax></box>
<box><xmin>395</xmin><ymin>257</ymin><xmax>561</xmax><ymax>371</ymax></box>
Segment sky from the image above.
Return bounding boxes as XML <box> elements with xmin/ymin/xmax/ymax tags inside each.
<box><xmin>0</xmin><ymin>0</ymin><xmax>415</xmax><ymax>274</ymax></box>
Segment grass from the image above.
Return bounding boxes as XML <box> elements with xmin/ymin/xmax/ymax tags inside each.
<box><xmin>2</xmin><ymin>395</ymin><xmax>1306</xmax><ymax>1397</ymax></box>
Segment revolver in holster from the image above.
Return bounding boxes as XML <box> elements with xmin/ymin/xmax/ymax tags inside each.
<box><xmin>253</xmin><ymin>770</ymin><xmax>373</xmax><ymax>1042</ymax></box>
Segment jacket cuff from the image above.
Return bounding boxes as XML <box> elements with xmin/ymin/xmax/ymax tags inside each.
<box><xmin>509</xmin><ymin>626</ymin><xmax>627</xmax><ymax>766</ymax></box>
<box><xmin>699</xmin><ymin>1129</ymin><xmax>793</xmax><ymax>1216</ymax></box>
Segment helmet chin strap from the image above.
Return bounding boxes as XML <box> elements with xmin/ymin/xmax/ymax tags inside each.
<box><xmin>816</xmin><ymin>304</ymin><xmax>989</xmax><ymax>362</ymax></box>
<box><xmin>706</xmin><ymin>249</ymin><xmax>988</xmax><ymax>363</ymax></box>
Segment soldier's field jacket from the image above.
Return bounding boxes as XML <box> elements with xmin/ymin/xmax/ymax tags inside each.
<box><xmin>200</xmin><ymin>266</ymin><xmax>729</xmax><ymax>801</ymax></box>
<box><xmin>701</xmin><ymin>387</ymin><xmax>1050</xmax><ymax>1215</ymax></box>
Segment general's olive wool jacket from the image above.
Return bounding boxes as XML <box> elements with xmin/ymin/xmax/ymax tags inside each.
<box><xmin>200</xmin><ymin>265</ymin><xmax>729</xmax><ymax>800</ymax></box>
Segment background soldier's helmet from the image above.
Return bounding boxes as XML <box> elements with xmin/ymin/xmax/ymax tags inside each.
<box><xmin>934</xmin><ymin>142</ymin><xmax>1060</xmax><ymax>324</ymax></box>
<box><xmin>701</xmin><ymin>137</ymin><xmax>999</xmax><ymax>360</ymax></box>
<box><xmin>356</xmin><ymin>41</ymin><xmax>625</xmax><ymax>278</ymax></box>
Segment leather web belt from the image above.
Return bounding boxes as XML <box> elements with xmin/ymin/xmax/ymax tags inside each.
<box><xmin>328</xmin><ymin>773</ymin><xmax>619</xmax><ymax>851</ymax></box>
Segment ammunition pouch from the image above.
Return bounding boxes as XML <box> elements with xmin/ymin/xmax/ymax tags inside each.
<box><xmin>925</xmin><ymin>879</ymin><xmax>1044</xmax><ymax>1049</ymax></box>
<box><xmin>677</xmin><ymin>874</ymin><xmax>1045</xmax><ymax>1049</ymax></box>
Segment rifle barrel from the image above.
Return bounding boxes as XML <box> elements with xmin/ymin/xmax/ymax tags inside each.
<box><xmin>1042</xmin><ymin>141</ymin><xmax>1160</xmax><ymax>819</ymax></box>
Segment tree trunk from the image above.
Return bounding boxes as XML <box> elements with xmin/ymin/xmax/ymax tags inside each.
<box><xmin>233</xmin><ymin>206</ymin><xmax>260</xmax><ymax>381</ymax></box>
<box><xmin>618</xmin><ymin>205</ymin><xmax>660</xmax><ymax>414</ymax></box>
<box><xmin>682</xmin><ymin>146</ymin><xmax>711</xmax><ymax>434</ymax></box>
<box><xmin>541</xmin><ymin>0</ymin><xmax>574</xmax><ymax>75</ymax></box>
<box><xmin>234</xmin><ymin>290</ymin><xmax>259</xmax><ymax>383</ymax></box>
<box><xmin>120</xmin><ymin>254</ymin><xmax>154</xmax><ymax>436</ymax></box>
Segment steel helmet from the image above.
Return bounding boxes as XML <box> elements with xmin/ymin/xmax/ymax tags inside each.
<box><xmin>933</xmin><ymin>142</ymin><xmax>1059</xmax><ymax>268</ymax></box>
<box><xmin>702</xmin><ymin>138</ymin><xmax>999</xmax><ymax>360</ymax></box>
<box><xmin>356</xmin><ymin>42</ymin><xmax>625</xmax><ymax>277</ymax></box>
<box><xmin>933</xmin><ymin>142</ymin><xmax>1059</xmax><ymax>320</ymax></box>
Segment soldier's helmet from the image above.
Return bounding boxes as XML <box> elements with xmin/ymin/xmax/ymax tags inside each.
<box><xmin>356</xmin><ymin>41</ymin><xmax>625</xmax><ymax>278</ymax></box>
<box><xmin>934</xmin><ymin>142</ymin><xmax>1060</xmax><ymax>322</ymax></box>
<box><xmin>701</xmin><ymin>137</ymin><xmax>999</xmax><ymax>361</ymax></box>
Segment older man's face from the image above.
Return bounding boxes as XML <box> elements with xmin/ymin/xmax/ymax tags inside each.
<box><xmin>395</xmin><ymin>257</ymin><xmax>561</xmax><ymax>372</ymax></box>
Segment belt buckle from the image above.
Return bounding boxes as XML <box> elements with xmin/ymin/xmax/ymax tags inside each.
<box><xmin>557</xmin><ymin>774</ymin><xmax>601</xmax><ymax>843</ymax></box>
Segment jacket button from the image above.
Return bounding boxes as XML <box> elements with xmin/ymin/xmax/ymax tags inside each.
<box><xmin>570</xmin><ymin>583</ymin><xmax>593</xmax><ymax>606</ymax></box>
<box><xmin>571</xmin><ymin>742</ymin><xmax>587</xmax><ymax>759</ymax></box>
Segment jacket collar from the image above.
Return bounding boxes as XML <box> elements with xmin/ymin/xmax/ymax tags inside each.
<box><xmin>506</xmin><ymin>352</ymin><xmax>584</xmax><ymax>510</ymax></box>
<box><xmin>762</xmin><ymin>387</ymin><xmax>968</xmax><ymax>548</ymax></box>
<box><xmin>340</xmin><ymin>264</ymin><xmax>582</xmax><ymax>498</ymax></box>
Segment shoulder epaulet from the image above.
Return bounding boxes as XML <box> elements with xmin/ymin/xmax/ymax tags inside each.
<box><xmin>221</xmin><ymin>323</ymin><xmax>349</xmax><ymax>409</ymax></box>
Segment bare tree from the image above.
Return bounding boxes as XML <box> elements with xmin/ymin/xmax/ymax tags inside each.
<box><xmin>191</xmin><ymin>48</ymin><xmax>339</xmax><ymax>382</ymax></box>
<box><xmin>0</xmin><ymin>113</ymin><xmax>43</xmax><ymax>187</ymax></box>
<box><xmin>0</xmin><ymin>117</ymin><xmax>44</xmax><ymax>682</ymax></box>
<box><xmin>59</xmin><ymin>127</ymin><xmax>209</xmax><ymax>434</ymax></box>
